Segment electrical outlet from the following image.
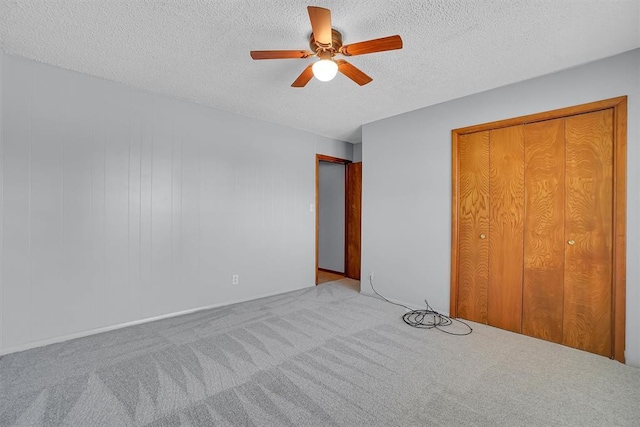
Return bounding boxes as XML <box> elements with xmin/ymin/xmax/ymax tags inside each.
<box><xmin>232</xmin><ymin>274</ymin><xmax>239</xmax><ymax>285</ymax></box>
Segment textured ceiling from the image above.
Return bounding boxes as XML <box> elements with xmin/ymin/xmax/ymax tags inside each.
<box><xmin>1</xmin><ymin>1</ymin><xmax>639</xmax><ymax>143</ymax></box>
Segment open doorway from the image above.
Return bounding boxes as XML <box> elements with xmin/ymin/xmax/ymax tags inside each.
<box><xmin>315</xmin><ymin>154</ymin><xmax>362</xmax><ymax>289</ymax></box>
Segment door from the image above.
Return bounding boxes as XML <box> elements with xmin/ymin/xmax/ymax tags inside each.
<box><xmin>318</xmin><ymin>161</ymin><xmax>346</xmax><ymax>274</ymax></box>
<box><xmin>488</xmin><ymin>126</ymin><xmax>525</xmax><ymax>333</ymax></box>
<box><xmin>456</xmin><ymin>127</ymin><xmax>524</xmax><ymax>333</ymax></box>
<box><xmin>522</xmin><ymin>111</ymin><xmax>614</xmax><ymax>357</ymax></box>
<box><xmin>523</xmin><ymin>118</ymin><xmax>566</xmax><ymax>344</ymax></box>
<box><xmin>457</xmin><ymin>131</ymin><xmax>489</xmax><ymax>323</ymax></box>
<box><xmin>450</xmin><ymin>96</ymin><xmax>627</xmax><ymax>362</ymax></box>
<box><xmin>315</xmin><ymin>155</ymin><xmax>362</xmax><ymax>284</ymax></box>
<box><xmin>563</xmin><ymin>109</ymin><xmax>614</xmax><ymax>357</ymax></box>
<box><xmin>345</xmin><ymin>162</ymin><xmax>362</xmax><ymax>280</ymax></box>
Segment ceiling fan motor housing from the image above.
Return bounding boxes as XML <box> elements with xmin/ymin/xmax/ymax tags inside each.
<box><xmin>309</xmin><ymin>29</ymin><xmax>343</xmax><ymax>56</ymax></box>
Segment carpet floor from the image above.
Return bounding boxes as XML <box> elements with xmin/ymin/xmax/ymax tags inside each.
<box><xmin>1</xmin><ymin>281</ymin><xmax>639</xmax><ymax>426</ymax></box>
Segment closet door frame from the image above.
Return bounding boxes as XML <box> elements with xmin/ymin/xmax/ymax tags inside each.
<box><xmin>450</xmin><ymin>96</ymin><xmax>627</xmax><ymax>363</ymax></box>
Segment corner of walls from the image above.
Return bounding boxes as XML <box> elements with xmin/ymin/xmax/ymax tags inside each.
<box><xmin>352</xmin><ymin>142</ymin><xmax>362</xmax><ymax>163</ymax></box>
<box><xmin>315</xmin><ymin>135</ymin><xmax>353</xmax><ymax>161</ymax></box>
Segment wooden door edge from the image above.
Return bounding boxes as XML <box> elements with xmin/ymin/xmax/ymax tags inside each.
<box><xmin>344</xmin><ymin>162</ymin><xmax>350</xmax><ymax>278</ymax></box>
<box><xmin>450</xmin><ymin>130</ymin><xmax>460</xmax><ymax>318</ymax></box>
<box><xmin>612</xmin><ymin>96</ymin><xmax>627</xmax><ymax>363</ymax></box>
<box><xmin>345</xmin><ymin>162</ymin><xmax>362</xmax><ymax>280</ymax></box>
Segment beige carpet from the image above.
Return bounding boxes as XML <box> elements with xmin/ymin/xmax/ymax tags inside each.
<box><xmin>1</xmin><ymin>282</ymin><xmax>639</xmax><ymax>426</ymax></box>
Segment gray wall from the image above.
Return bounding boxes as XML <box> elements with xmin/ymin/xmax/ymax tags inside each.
<box><xmin>318</xmin><ymin>162</ymin><xmax>345</xmax><ymax>272</ymax></box>
<box><xmin>0</xmin><ymin>52</ymin><xmax>4</xmax><ymax>349</ymax></box>
<box><xmin>0</xmin><ymin>53</ymin><xmax>352</xmax><ymax>354</ymax></box>
<box><xmin>361</xmin><ymin>49</ymin><xmax>640</xmax><ymax>366</ymax></box>
<box><xmin>352</xmin><ymin>143</ymin><xmax>362</xmax><ymax>163</ymax></box>
<box><xmin>317</xmin><ymin>138</ymin><xmax>353</xmax><ymax>161</ymax></box>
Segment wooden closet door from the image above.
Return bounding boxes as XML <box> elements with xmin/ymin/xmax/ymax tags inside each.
<box><xmin>452</xmin><ymin>97</ymin><xmax>626</xmax><ymax>362</ymax></box>
<box><xmin>457</xmin><ymin>131</ymin><xmax>489</xmax><ymax>323</ymax></box>
<box><xmin>488</xmin><ymin>126</ymin><xmax>525</xmax><ymax>333</ymax></box>
<box><xmin>563</xmin><ymin>109</ymin><xmax>614</xmax><ymax>357</ymax></box>
<box><xmin>523</xmin><ymin>119</ymin><xmax>565</xmax><ymax>343</ymax></box>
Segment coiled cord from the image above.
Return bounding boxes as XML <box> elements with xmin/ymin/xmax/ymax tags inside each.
<box><xmin>369</xmin><ymin>276</ymin><xmax>473</xmax><ymax>336</ymax></box>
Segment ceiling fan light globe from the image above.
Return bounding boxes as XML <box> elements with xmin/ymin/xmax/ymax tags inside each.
<box><xmin>312</xmin><ymin>59</ymin><xmax>338</xmax><ymax>82</ymax></box>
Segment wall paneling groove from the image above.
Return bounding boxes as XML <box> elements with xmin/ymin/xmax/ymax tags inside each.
<box><xmin>0</xmin><ymin>53</ymin><xmax>350</xmax><ymax>354</ymax></box>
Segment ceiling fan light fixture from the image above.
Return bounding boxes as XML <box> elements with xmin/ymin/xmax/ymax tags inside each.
<box><xmin>312</xmin><ymin>59</ymin><xmax>338</xmax><ymax>82</ymax></box>
<box><xmin>249</xmin><ymin>6</ymin><xmax>403</xmax><ymax>87</ymax></box>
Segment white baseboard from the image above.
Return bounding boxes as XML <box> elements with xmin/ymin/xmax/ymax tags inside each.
<box><xmin>0</xmin><ymin>284</ymin><xmax>312</xmax><ymax>357</ymax></box>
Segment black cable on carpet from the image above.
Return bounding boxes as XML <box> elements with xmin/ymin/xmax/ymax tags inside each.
<box><xmin>369</xmin><ymin>276</ymin><xmax>473</xmax><ymax>336</ymax></box>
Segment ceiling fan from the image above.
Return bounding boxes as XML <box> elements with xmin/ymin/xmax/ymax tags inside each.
<box><xmin>250</xmin><ymin>6</ymin><xmax>403</xmax><ymax>87</ymax></box>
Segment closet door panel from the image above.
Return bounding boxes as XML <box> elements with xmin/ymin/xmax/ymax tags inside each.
<box><xmin>523</xmin><ymin>119</ymin><xmax>565</xmax><ymax>343</ymax></box>
<box><xmin>457</xmin><ymin>131</ymin><xmax>490</xmax><ymax>323</ymax></box>
<box><xmin>564</xmin><ymin>109</ymin><xmax>613</xmax><ymax>357</ymax></box>
<box><xmin>488</xmin><ymin>126</ymin><xmax>525</xmax><ymax>333</ymax></box>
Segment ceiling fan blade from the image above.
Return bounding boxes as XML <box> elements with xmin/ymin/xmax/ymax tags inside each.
<box><xmin>336</xmin><ymin>60</ymin><xmax>372</xmax><ymax>86</ymax></box>
<box><xmin>291</xmin><ymin>64</ymin><xmax>315</xmax><ymax>87</ymax></box>
<box><xmin>308</xmin><ymin>6</ymin><xmax>332</xmax><ymax>46</ymax></box>
<box><xmin>250</xmin><ymin>50</ymin><xmax>313</xmax><ymax>60</ymax></box>
<box><xmin>340</xmin><ymin>35</ymin><xmax>403</xmax><ymax>56</ymax></box>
